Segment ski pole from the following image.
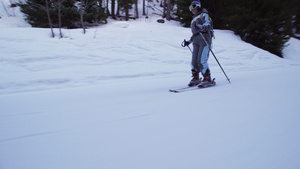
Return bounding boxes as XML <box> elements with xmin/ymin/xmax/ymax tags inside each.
<box><xmin>198</xmin><ymin>32</ymin><xmax>231</xmax><ymax>83</ymax></box>
<box><xmin>187</xmin><ymin>45</ymin><xmax>193</xmax><ymax>53</ymax></box>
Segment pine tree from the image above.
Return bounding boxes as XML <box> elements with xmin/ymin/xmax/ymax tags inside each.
<box><xmin>223</xmin><ymin>0</ymin><xmax>292</xmax><ymax>57</ymax></box>
<box><xmin>118</xmin><ymin>0</ymin><xmax>134</xmax><ymax>20</ymax></box>
<box><xmin>176</xmin><ymin>0</ymin><xmax>192</xmax><ymax>27</ymax></box>
<box><xmin>295</xmin><ymin>9</ymin><xmax>300</xmax><ymax>36</ymax></box>
<box><xmin>18</xmin><ymin>0</ymin><xmax>53</xmax><ymax>28</ymax></box>
<box><xmin>18</xmin><ymin>0</ymin><xmax>107</xmax><ymax>28</ymax></box>
<box><xmin>290</xmin><ymin>0</ymin><xmax>300</xmax><ymax>37</ymax></box>
<box><xmin>201</xmin><ymin>0</ymin><xmax>224</xmax><ymax>29</ymax></box>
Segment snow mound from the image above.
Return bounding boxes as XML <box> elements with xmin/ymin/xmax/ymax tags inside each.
<box><xmin>112</xmin><ymin>21</ymin><xmax>131</xmax><ymax>28</ymax></box>
<box><xmin>283</xmin><ymin>37</ymin><xmax>300</xmax><ymax>61</ymax></box>
<box><xmin>0</xmin><ymin>0</ymin><xmax>30</xmax><ymax>28</ymax></box>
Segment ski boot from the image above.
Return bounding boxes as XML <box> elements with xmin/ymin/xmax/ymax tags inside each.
<box><xmin>199</xmin><ymin>69</ymin><xmax>212</xmax><ymax>85</ymax></box>
<box><xmin>188</xmin><ymin>70</ymin><xmax>200</xmax><ymax>87</ymax></box>
<box><xmin>198</xmin><ymin>69</ymin><xmax>216</xmax><ymax>88</ymax></box>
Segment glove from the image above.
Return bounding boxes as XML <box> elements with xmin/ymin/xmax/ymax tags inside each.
<box><xmin>182</xmin><ymin>39</ymin><xmax>192</xmax><ymax>47</ymax></box>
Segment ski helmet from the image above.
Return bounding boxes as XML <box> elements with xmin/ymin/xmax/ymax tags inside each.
<box><xmin>189</xmin><ymin>0</ymin><xmax>201</xmax><ymax>11</ymax></box>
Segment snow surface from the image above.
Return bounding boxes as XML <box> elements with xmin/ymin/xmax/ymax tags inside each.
<box><xmin>1</xmin><ymin>2</ymin><xmax>300</xmax><ymax>169</ymax></box>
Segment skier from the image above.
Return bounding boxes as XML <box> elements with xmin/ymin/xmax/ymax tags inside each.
<box><xmin>183</xmin><ymin>0</ymin><xmax>213</xmax><ymax>87</ymax></box>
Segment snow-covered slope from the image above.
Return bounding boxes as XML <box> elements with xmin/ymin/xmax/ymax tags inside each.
<box><xmin>1</xmin><ymin>2</ymin><xmax>300</xmax><ymax>169</ymax></box>
<box><xmin>0</xmin><ymin>0</ymin><xmax>30</xmax><ymax>28</ymax></box>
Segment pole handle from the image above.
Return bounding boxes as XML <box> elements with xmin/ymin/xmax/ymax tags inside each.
<box><xmin>181</xmin><ymin>39</ymin><xmax>187</xmax><ymax>47</ymax></box>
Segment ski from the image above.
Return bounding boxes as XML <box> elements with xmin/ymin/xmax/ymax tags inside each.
<box><xmin>169</xmin><ymin>85</ymin><xmax>197</xmax><ymax>93</ymax></box>
<box><xmin>169</xmin><ymin>78</ymin><xmax>216</xmax><ymax>93</ymax></box>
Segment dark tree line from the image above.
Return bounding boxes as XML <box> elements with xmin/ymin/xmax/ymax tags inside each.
<box><xmin>19</xmin><ymin>0</ymin><xmax>174</xmax><ymax>30</ymax></box>
<box><xmin>18</xmin><ymin>0</ymin><xmax>151</xmax><ymax>31</ymax></box>
<box><xmin>18</xmin><ymin>0</ymin><xmax>299</xmax><ymax>57</ymax></box>
<box><xmin>18</xmin><ymin>0</ymin><xmax>107</xmax><ymax>32</ymax></box>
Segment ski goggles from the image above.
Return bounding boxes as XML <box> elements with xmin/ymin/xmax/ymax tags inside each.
<box><xmin>189</xmin><ymin>3</ymin><xmax>201</xmax><ymax>11</ymax></box>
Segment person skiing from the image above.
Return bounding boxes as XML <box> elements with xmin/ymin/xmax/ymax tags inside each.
<box><xmin>183</xmin><ymin>0</ymin><xmax>213</xmax><ymax>87</ymax></box>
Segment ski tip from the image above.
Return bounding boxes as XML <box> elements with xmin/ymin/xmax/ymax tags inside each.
<box><xmin>169</xmin><ymin>89</ymin><xmax>180</xmax><ymax>93</ymax></box>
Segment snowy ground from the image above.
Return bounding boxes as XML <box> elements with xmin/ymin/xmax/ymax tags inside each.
<box><xmin>1</xmin><ymin>2</ymin><xmax>300</xmax><ymax>169</ymax></box>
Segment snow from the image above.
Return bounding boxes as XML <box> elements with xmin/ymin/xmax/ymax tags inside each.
<box><xmin>1</xmin><ymin>2</ymin><xmax>300</xmax><ymax>169</ymax></box>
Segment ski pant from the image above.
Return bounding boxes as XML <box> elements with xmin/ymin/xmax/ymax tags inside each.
<box><xmin>191</xmin><ymin>40</ymin><xmax>210</xmax><ymax>74</ymax></box>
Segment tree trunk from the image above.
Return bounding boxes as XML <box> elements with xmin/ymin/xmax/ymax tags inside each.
<box><xmin>58</xmin><ymin>0</ymin><xmax>63</xmax><ymax>38</ymax></box>
<box><xmin>116</xmin><ymin>0</ymin><xmax>120</xmax><ymax>16</ymax></box>
<box><xmin>135</xmin><ymin>0</ymin><xmax>139</xmax><ymax>18</ymax></box>
<box><xmin>80</xmin><ymin>0</ymin><xmax>86</xmax><ymax>34</ymax></box>
<box><xmin>106</xmin><ymin>0</ymin><xmax>110</xmax><ymax>16</ymax></box>
<box><xmin>111</xmin><ymin>0</ymin><xmax>115</xmax><ymax>19</ymax></box>
<box><xmin>125</xmin><ymin>0</ymin><xmax>129</xmax><ymax>20</ymax></box>
<box><xmin>142</xmin><ymin>0</ymin><xmax>145</xmax><ymax>15</ymax></box>
<box><xmin>166</xmin><ymin>0</ymin><xmax>171</xmax><ymax>20</ymax></box>
<box><xmin>45</xmin><ymin>0</ymin><xmax>55</xmax><ymax>37</ymax></box>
